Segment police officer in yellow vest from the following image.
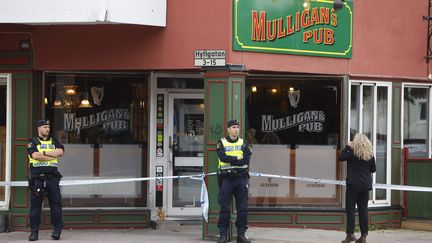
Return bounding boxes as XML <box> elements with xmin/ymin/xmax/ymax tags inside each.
<box><xmin>27</xmin><ymin>119</ymin><xmax>64</xmax><ymax>241</ymax></box>
<box><xmin>216</xmin><ymin>119</ymin><xmax>252</xmax><ymax>243</ymax></box>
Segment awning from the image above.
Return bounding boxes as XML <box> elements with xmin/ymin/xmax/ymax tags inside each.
<box><xmin>0</xmin><ymin>0</ymin><xmax>166</xmax><ymax>27</ymax></box>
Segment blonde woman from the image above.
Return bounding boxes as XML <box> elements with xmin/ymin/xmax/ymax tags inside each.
<box><xmin>339</xmin><ymin>133</ymin><xmax>376</xmax><ymax>243</ymax></box>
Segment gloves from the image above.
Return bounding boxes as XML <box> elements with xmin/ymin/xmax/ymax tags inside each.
<box><xmin>237</xmin><ymin>155</ymin><xmax>243</xmax><ymax>160</ymax></box>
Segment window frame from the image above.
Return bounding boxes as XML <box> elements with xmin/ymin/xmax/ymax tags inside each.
<box><xmin>348</xmin><ymin>80</ymin><xmax>392</xmax><ymax>207</ymax></box>
<box><xmin>0</xmin><ymin>73</ymin><xmax>11</xmax><ymax>209</ymax></box>
<box><xmin>401</xmin><ymin>83</ymin><xmax>432</xmax><ymax>159</ymax></box>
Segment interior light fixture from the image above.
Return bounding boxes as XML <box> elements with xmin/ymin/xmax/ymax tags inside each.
<box><xmin>79</xmin><ymin>93</ymin><xmax>92</xmax><ymax>108</ymax></box>
<box><xmin>251</xmin><ymin>86</ymin><xmax>257</xmax><ymax>93</ymax></box>
<box><xmin>64</xmin><ymin>85</ymin><xmax>77</xmax><ymax>95</ymax></box>
<box><xmin>271</xmin><ymin>88</ymin><xmax>277</xmax><ymax>94</ymax></box>
<box><xmin>44</xmin><ymin>97</ymin><xmax>48</xmax><ymax>105</ymax></box>
<box><xmin>53</xmin><ymin>99</ymin><xmax>63</xmax><ymax>109</ymax></box>
<box><xmin>79</xmin><ymin>99</ymin><xmax>92</xmax><ymax>108</ymax></box>
<box><xmin>289</xmin><ymin>87</ymin><xmax>295</xmax><ymax>92</ymax></box>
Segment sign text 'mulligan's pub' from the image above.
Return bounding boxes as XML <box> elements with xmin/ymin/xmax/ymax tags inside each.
<box><xmin>234</xmin><ymin>0</ymin><xmax>353</xmax><ymax>58</ymax></box>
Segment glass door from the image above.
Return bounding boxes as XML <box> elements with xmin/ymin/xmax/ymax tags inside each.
<box><xmin>167</xmin><ymin>93</ymin><xmax>204</xmax><ymax>216</ymax></box>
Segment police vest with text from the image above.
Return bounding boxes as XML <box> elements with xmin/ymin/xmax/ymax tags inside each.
<box><xmin>29</xmin><ymin>138</ymin><xmax>58</xmax><ymax>167</ymax></box>
<box><xmin>218</xmin><ymin>138</ymin><xmax>248</xmax><ymax>171</ymax></box>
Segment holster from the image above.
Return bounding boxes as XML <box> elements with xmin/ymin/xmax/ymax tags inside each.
<box><xmin>27</xmin><ymin>174</ymin><xmax>47</xmax><ymax>198</ymax></box>
<box><xmin>27</xmin><ymin>171</ymin><xmax>62</xmax><ymax>198</ymax></box>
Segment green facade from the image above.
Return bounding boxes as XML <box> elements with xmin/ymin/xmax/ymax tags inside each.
<box><xmin>203</xmin><ymin>69</ymin><xmax>246</xmax><ymax>239</ymax></box>
<box><xmin>406</xmin><ymin>160</ymin><xmax>432</xmax><ymax>218</ymax></box>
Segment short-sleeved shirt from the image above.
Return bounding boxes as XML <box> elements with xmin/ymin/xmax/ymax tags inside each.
<box><xmin>27</xmin><ymin>136</ymin><xmax>65</xmax><ymax>175</ymax></box>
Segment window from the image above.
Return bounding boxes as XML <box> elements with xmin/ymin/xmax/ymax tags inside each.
<box><xmin>403</xmin><ymin>86</ymin><xmax>429</xmax><ymax>158</ymax></box>
<box><xmin>246</xmin><ymin>77</ymin><xmax>341</xmax><ymax>207</ymax></box>
<box><xmin>0</xmin><ymin>77</ymin><xmax>7</xmax><ymax>203</ymax></box>
<box><xmin>44</xmin><ymin>73</ymin><xmax>149</xmax><ymax>207</ymax></box>
<box><xmin>349</xmin><ymin>81</ymin><xmax>392</xmax><ymax>204</ymax></box>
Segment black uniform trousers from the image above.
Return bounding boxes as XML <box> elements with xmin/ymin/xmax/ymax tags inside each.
<box><xmin>30</xmin><ymin>175</ymin><xmax>63</xmax><ymax>230</ymax></box>
<box><xmin>217</xmin><ymin>176</ymin><xmax>249</xmax><ymax>235</ymax></box>
<box><xmin>345</xmin><ymin>184</ymin><xmax>369</xmax><ymax>235</ymax></box>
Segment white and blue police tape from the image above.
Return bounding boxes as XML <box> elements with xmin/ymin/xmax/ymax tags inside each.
<box><xmin>1</xmin><ymin>171</ymin><xmax>431</xmax><ymax>191</ymax></box>
<box><xmin>0</xmin><ymin>172</ymin><xmax>218</xmax><ymax>187</ymax></box>
<box><xmin>248</xmin><ymin>172</ymin><xmax>432</xmax><ymax>192</ymax></box>
<box><xmin>1</xmin><ymin>171</ymin><xmax>431</xmax><ymax>192</ymax></box>
<box><xmin>0</xmin><ymin>172</ymin><xmax>217</xmax><ymax>222</ymax></box>
<box><xmin>2</xmin><ymin>171</ymin><xmax>432</xmax><ymax>222</ymax></box>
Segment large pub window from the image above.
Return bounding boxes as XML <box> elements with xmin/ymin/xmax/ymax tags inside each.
<box><xmin>44</xmin><ymin>73</ymin><xmax>149</xmax><ymax>207</ymax></box>
<box><xmin>246</xmin><ymin>77</ymin><xmax>341</xmax><ymax>207</ymax></box>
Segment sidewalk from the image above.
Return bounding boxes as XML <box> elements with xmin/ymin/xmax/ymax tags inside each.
<box><xmin>1</xmin><ymin>225</ymin><xmax>432</xmax><ymax>243</ymax></box>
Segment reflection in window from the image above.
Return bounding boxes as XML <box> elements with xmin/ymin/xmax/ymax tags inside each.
<box><xmin>376</xmin><ymin>87</ymin><xmax>388</xmax><ymax>200</ymax></box>
<box><xmin>246</xmin><ymin>77</ymin><xmax>341</xmax><ymax>207</ymax></box>
<box><xmin>246</xmin><ymin>78</ymin><xmax>340</xmax><ymax>147</ymax></box>
<box><xmin>173</xmin><ymin>99</ymin><xmax>204</xmax><ymax>157</ymax></box>
<box><xmin>404</xmin><ymin>87</ymin><xmax>428</xmax><ymax>158</ymax></box>
<box><xmin>350</xmin><ymin>85</ymin><xmax>360</xmax><ymax>139</ymax></box>
<box><xmin>362</xmin><ymin>86</ymin><xmax>374</xmax><ymax>144</ymax></box>
<box><xmin>44</xmin><ymin>73</ymin><xmax>149</xmax><ymax>207</ymax></box>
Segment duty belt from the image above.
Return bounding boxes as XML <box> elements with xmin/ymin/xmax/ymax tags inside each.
<box><xmin>31</xmin><ymin>162</ymin><xmax>58</xmax><ymax>167</ymax></box>
<box><xmin>219</xmin><ymin>164</ymin><xmax>248</xmax><ymax>171</ymax></box>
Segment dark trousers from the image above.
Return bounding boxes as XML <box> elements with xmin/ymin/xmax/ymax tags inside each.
<box><xmin>29</xmin><ymin>176</ymin><xmax>63</xmax><ymax>230</ymax></box>
<box><xmin>217</xmin><ymin>177</ymin><xmax>249</xmax><ymax>235</ymax></box>
<box><xmin>345</xmin><ymin>184</ymin><xmax>369</xmax><ymax>235</ymax></box>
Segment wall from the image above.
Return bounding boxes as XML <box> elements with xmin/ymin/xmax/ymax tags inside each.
<box><xmin>27</xmin><ymin>0</ymin><xmax>430</xmax><ymax>80</ymax></box>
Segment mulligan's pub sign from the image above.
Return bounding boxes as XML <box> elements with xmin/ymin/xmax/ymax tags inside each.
<box><xmin>233</xmin><ymin>0</ymin><xmax>353</xmax><ymax>58</ymax></box>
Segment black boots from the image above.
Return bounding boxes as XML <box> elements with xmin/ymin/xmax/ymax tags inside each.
<box><xmin>51</xmin><ymin>228</ymin><xmax>62</xmax><ymax>240</ymax></box>
<box><xmin>28</xmin><ymin>229</ymin><xmax>38</xmax><ymax>241</ymax></box>
<box><xmin>217</xmin><ymin>233</ymin><xmax>228</xmax><ymax>243</ymax></box>
<box><xmin>355</xmin><ymin>234</ymin><xmax>367</xmax><ymax>243</ymax></box>
<box><xmin>237</xmin><ymin>234</ymin><xmax>251</xmax><ymax>243</ymax></box>
<box><xmin>217</xmin><ymin>232</ymin><xmax>251</xmax><ymax>243</ymax></box>
<box><xmin>341</xmin><ymin>233</ymin><xmax>357</xmax><ymax>243</ymax></box>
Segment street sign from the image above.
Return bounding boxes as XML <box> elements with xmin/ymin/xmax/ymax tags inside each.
<box><xmin>194</xmin><ymin>50</ymin><xmax>226</xmax><ymax>67</ymax></box>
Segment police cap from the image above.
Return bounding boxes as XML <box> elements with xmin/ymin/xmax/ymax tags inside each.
<box><xmin>227</xmin><ymin>119</ymin><xmax>239</xmax><ymax>128</ymax></box>
<box><xmin>37</xmin><ymin>119</ymin><xmax>50</xmax><ymax>127</ymax></box>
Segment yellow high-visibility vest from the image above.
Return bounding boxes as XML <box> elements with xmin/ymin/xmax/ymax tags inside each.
<box><xmin>28</xmin><ymin>138</ymin><xmax>58</xmax><ymax>167</ymax></box>
<box><xmin>218</xmin><ymin>137</ymin><xmax>248</xmax><ymax>170</ymax></box>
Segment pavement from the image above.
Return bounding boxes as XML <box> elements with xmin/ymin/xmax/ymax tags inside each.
<box><xmin>1</xmin><ymin>225</ymin><xmax>432</xmax><ymax>243</ymax></box>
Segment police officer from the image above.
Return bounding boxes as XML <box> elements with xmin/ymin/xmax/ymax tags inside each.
<box><xmin>216</xmin><ymin>119</ymin><xmax>252</xmax><ymax>243</ymax></box>
<box><xmin>27</xmin><ymin>119</ymin><xmax>64</xmax><ymax>241</ymax></box>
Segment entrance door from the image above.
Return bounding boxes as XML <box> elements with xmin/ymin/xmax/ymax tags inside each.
<box><xmin>167</xmin><ymin>93</ymin><xmax>204</xmax><ymax>216</ymax></box>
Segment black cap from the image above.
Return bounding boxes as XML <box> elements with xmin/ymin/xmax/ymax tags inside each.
<box><xmin>37</xmin><ymin>119</ymin><xmax>50</xmax><ymax>127</ymax></box>
<box><xmin>227</xmin><ymin>119</ymin><xmax>239</xmax><ymax>128</ymax></box>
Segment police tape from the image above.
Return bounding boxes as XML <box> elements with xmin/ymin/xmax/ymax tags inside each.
<box><xmin>0</xmin><ymin>173</ymin><xmax>218</xmax><ymax>187</ymax></box>
<box><xmin>1</xmin><ymin>171</ymin><xmax>431</xmax><ymax>223</ymax></box>
<box><xmin>0</xmin><ymin>171</ymin><xmax>431</xmax><ymax>192</ymax></box>
<box><xmin>249</xmin><ymin>172</ymin><xmax>432</xmax><ymax>192</ymax></box>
